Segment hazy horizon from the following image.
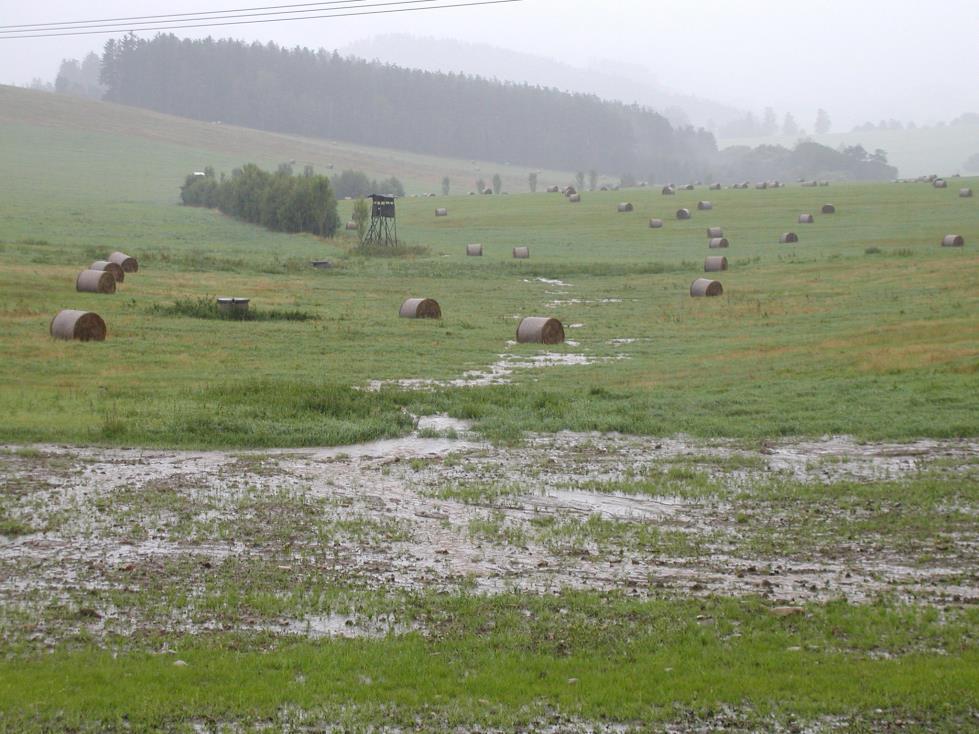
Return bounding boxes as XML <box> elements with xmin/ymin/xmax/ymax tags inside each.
<box><xmin>3</xmin><ymin>0</ymin><xmax>978</xmax><ymax>131</ymax></box>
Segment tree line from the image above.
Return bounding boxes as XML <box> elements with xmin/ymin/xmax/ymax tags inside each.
<box><xmin>180</xmin><ymin>164</ymin><xmax>339</xmax><ymax>236</ymax></box>
<box><xmin>100</xmin><ymin>34</ymin><xmax>716</xmax><ymax>181</ymax></box>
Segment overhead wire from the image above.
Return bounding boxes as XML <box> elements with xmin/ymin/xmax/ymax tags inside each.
<box><xmin>0</xmin><ymin>0</ymin><xmax>523</xmax><ymax>39</ymax></box>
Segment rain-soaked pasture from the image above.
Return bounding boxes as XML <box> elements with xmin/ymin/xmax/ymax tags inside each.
<box><xmin>1</xmin><ymin>87</ymin><xmax>978</xmax><ymax>731</ymax></box>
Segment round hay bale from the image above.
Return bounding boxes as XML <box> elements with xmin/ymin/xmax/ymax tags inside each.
<box><xmin>466</xmin><ymin>243</ymin><xmax>483</xmax><ymax>256</ymax></box>
<box><xmin>50</xmin><ymin>310</ymin><xmax>106</xmax><ymax>341</ymax></box>
<box><xmin>942</xmin><ymin>234</ymin><xmax>965</xmax><ymax>247</ymax></box>
<box><xmin>676</xmin><ymin>208</ymin><xmax>691</xmax><ymax>220</ymax></box>
<box><xmin>704</xmin><ymin>256</ymin><xmax>728</xmax><ymax>272</ymax></box>
<box><xmin>399</xmin><ymin>298</ymin><xmax>442</xmax><ymax>319</ymax></box>
<box><xmin>690</xmin><ymin>278</ymin><xmax>723</xmax><ymax>297</ymax></box>
<box><xmin>682</xmin><ymin>184</ymin><xmax>695</xmax><ymax>191</ymax></box>
<box><xmin>707</xmin><ymin>227</ymin><xmax>724</xmax><ymax>238</ymax></box>
<box><xmin>798</xmin><ymin>213</ymin><xmax>815</xmax><ymax>224</ymax></box>
<box><xmin>708</xmin><ymin>237</ymin><xmax>729</xmax><ymax>249</ymax></box>
<box><xmin>516</xmin><ymin>316</ymin><xmax>565</xmax><ymax>344</ymax></box>
<box><xmin>217</xmin><ymin>297</ymin><xmax>249</xmax><ymax>314</ymax></box>
<box><xmin>933</xmin><ymin>179</ymin><xmax>947</xmax><ymax>189</ymax></box>
<box><xmin>435</xmin><ymin>208</ymin><xmax>448</xmax><ymax>217</ymax></box>
<box><xmin>512</xmin><ymin>246</ymin><xmax>530</xmax><ymax>259</ymax></box>
<box><xmin>76</xmin><ymin>269</ymin><xmax>116</xmax><ymax>294</ymax></box>
<box><xmin>90</xmin><ymin>260</ymin><xmax>124</xmax><ymax>283</ymax></box>
<box><xmin>755</xmin><ymin>182</ymin><xmax>768</xmax><ymax>190</ymax></box>
<box><xmin>960</xmin><ymin>188</ymin><xmax>973</xmax><ymax>198</ymax></box>
<box><xmin>563</xmin><ymin>186</ymin><xmax>577</xmax><ymax>197</ymax></box>
<box><xmin>546</xmin><ymin>186</ymin><xmax>560</xmax><ymax>193</ymax></box>
<box><xmin>648</xmin><ymin>218</ymin><xmax>664</xmax><ymax>229</ymax></box>
<box><xmin>482</xmin><ymin>188</ymin><xmax>493</xmax><ymax>195</ymax></box>
<box><xmin>617</xmin><ymin>202</ymin><xmax>634</xmax><ymax>212</ymax></box>
<box><xmin>108</xmin><ymin>251</ymin><xmax>138</xmax><ymax>273</ymax></box>
<box><xmin>568</xmin><ymin>193</ymin><xmax>581</xmax><ymax>203</ymax></box>
<box><xmin>779</xmin><ymin>232</ymin><xmax>799</xmax><ymax>244</ymax></box>
<box><xmin>818</xmin><ymin>181</ymin><xmax>830</xmax><ymax>187</ymax></box>
<box><xmin>345</xmin><ymin>221</ymin><xmax>357</xmax><ymax>231</ymax></box>
<box><xmin>697</xmin><ymin>200</ymin><xmax>713</xmax><ymax>210</ymax></box>
<box><xmin>662</xmin><ymin>185</ymin><xmax>676</xmax><ymax>195</ymax></box>
<box><xmin>821</xmin><ymin>204</ymin><xmax>836</xmax><ymax>214</ymax></box>
<box><xmin>709</xmin><ymin>183</ymin><xmax>722</xmax><ymax>190</ymax></box>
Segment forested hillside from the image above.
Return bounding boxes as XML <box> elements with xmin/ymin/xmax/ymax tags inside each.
<box><xmin>100</xmin><ymin>34</ymin><xmax>716</xmax><ymax>181</ymax></box>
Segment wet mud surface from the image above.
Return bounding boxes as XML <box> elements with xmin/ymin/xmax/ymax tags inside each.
<box><xmin>1</xmin><ymin>424</ymin><xmax>977</xmax><ymax>647</ymax></box>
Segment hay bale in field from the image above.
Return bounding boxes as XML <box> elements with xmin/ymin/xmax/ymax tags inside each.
<box><xmin>960</xmin><ymin>188</ymin><xmax>973</xmax><ymax>198</ymax></box>
<box><xmin>818</xmin><ymin>181</ymin><xmax>830</xmax><ymax>187</ymax></box>
<box><xmin>399</xmin><ymin>298</ymin><xmax>442</xmax><ymax>319</ymax></box>
<box><xmin>108</xmin><ymin>252</ymin><xmax>138</xmax><ymax>273</ymax></box>
<box><xmin>546</xmin><ymin>186</ymin><xmax>560</xmax><ymax>193</ymax></box>
<box><xmin>76</xmin><ymin>269</ymin><xmax>116</xmax><ymax>294</ymax></box>
<box><xmin>802</xmin><ymin>180</ymin><xmax>817</xmax><ymax>187</ymax></box>
<box><xmin>821</xmin><ymin>204</ymin><xmax>836</xmax><ymax>214</ymax></box>
<box><xmin>345</xmin><ymin>221</ymin><xmax>357</xmax><ymax>231</ymax></box>
<box><xmin>942</xmin><ymin>234</ymin><xmax>965</xmax><ymax>247</ymax></box>
<box><xmin>676</xmin><ymin>208</ymin><xmax>691</xmax><ymax>220</ymax></box>
<box><xmin>755</xmin><ymin>182</ymin><xmax>768</xmax><ymax>190</ymax></box>
<box><xmin>466</xmin><ymin>243</ymin><xmax>483</xmax><ymax>256</ymax></box>
<box><xmin>569</xmin><ymin>193</ymin><xmax>581</xmax><ymax>203</ymax></box>
<box><xmin>435</xmin><ymin>208</ymin><xmax>448</xmax><ymax>217</ymax></box>
<box><xmin>311</xmin><ymin>260</ymin><xmax>333</xmax><ymax>269</ymax></box>
<box><xmin>779</xmin><ymin>232</ymin><xmax>799</xmax><ymax>244</ymax></box>
<box><xmin>90</xmin><ymin>260</ymin><xmax>124</xmax><ymax>283</ymax></box>
<box><xmin>708</xmin><ymin>237</ymin><xmax>729</xmax><ymax>249</ymax></box>
<box><xmin>617</xmin><ymin>202</ymin><xmax>633</xmax><ymax>212</ymax></box>
<box><xmin>690</xmin><ymin>278</ymin><xmax>723</xmax><ymax>297</ymax></box>
<box><xmin>662</xmin><ymin>185</ymin><xmax>676</xmax><ymax>195</ymax></box>
<box><xmin>50</xmin><ymin>310</ymin><xmax>106</xmax><ymax>341</ymax></box>
<box><xmin>563</xmin><ymin>186</ymin><xmax>577</xmax><ymax>197</ymax></box>
<box><xmin>697</xmin><ymin>200</ymin><xmax>713</xmax><ymax>210</ymax></box>
<box><xmin>933</xmin><ymin>179</ymin><xmax>947</xmax><ymax>189</ymax></box>
<box><xmin>482</xmin><ymin>188</ymin><xmax>493</xmax><ymax>195</ymax></box>
<box><xmin>682</xmin><ymin>184</ymin><xmax>695</xmax><ymax>191</ymax></box>
<box><xmin>704</xmin><ymin>256</ymin><xmax>728</xmax><ymax>272</ymax></box>
<box><xmin>707</xmin><ymin>227</ymin><xmax>724</xmax><ymax>238</ymax></box>
<box><xmin>649</xmin><ymin>218</ymin><xmax>664</xmax><ymax>229</ymax></box>
<box><xmin>217</xmin><ymin>297</ymin><xmax>249</xmax><ymax>314</ymax></box>
<box><xmin>798</xmin><ymin>213</ymin><xmax>815</xmax><ymax>223</ymax></box>
<box><xmin>513</xmin><ymin>246</ymin><xmax>530</xmax><ymax>259</ymax></box>
<box><xmin>709</xmin><ymin>183</ymin><xmax>722</xmax><ymax>190</ymax></box>
<box><xmin>516</xmin><ymin>316</ymin><xmax>565</xmax><ymax>344</ymax></box>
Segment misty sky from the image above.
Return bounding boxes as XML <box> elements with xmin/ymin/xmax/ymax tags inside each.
<box><xmin>2</xmin><ymin>0</ymin><xmax>978</xmax><ymax>129</ymax></box>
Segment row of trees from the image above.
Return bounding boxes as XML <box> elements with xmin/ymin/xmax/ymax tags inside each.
<box><xmin>717</xmin><ymin>108</ymin><xmax>832</xmax><ymax>139</ymax></box>
<box><xmin>99</xmin><ymin>34</ymin><xmax>716</xmax><ymax>181</ymax></box>
<box><xmin>179</xmin><ymin>164</ymin><xmax>339</xmax><ymax>236</ymax></box>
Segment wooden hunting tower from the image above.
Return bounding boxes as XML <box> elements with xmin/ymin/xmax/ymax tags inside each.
<box><xmin>364</xmin><ymin>194</ymin><xmax>398</xmax><ymax>247</ymax></box>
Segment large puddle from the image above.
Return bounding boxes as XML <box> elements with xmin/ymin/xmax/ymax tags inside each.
<box><xmin>1</xmin><ymin>429</ymin><xmax>976</xmax><ymax>645</ymax></box>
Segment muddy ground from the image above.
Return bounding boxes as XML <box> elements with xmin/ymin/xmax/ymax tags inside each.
<box><xmin>1</xmin><ymin>421</ymin><xmax>977</xmax><ymax>648</ymax></box>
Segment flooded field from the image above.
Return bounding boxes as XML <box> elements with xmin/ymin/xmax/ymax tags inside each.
<box><xmin>3</xmin><ymin>421</ymin><xmax>976</xmax><ymax>651</ymax></box>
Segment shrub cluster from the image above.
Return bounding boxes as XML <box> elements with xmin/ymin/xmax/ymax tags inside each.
<box><xmin>180</xmin><ymin>164</ymin><xmax>340</xmax><ymax>237</ymax></box>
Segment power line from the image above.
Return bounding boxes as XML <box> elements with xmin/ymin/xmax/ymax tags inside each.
<box><xmin>0</xmin><ymin>0</ymin><xmax>523</xmax><ymax>40</ymax></box>
<box><xmin>0</xmin><ymin>1</ymin><xmax>372</xmax><ymax>31</ymax></box>
<box><xmin>0</xmin><ymin>1</ymin><xmax>434</xmax><ymax>35</ymax></box>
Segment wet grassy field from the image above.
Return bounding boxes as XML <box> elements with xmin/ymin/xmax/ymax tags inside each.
<box><xmin>1</xmin><ymin>86</ymin><xmax>978</xmax><ymax>731</ymax></box>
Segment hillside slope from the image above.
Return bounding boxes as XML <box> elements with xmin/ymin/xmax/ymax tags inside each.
<box><xmin>0</xmin><ymin>85</ymin><xmax>572</xmax><ymax>194</ymax></box>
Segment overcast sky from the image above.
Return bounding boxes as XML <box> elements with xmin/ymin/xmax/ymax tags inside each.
<box><xmin>2</xmin><ymin>0</ymin><xmax>978</xmax><ymax>129</ymax></box>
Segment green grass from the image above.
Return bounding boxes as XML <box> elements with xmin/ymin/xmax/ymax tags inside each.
<box><xmin>0</xmin><ymin>85</ymin><xmax>977</xmax><ymax>449</ymax></box>
<box><xmin>149</xmin><ymin>296</ymin><xmax>318</xmax><ymax>321</ymax></box>
<box><xmin>0</xmin><ymin>594</ymin><xmax>976</xmax><ymax>731</ymax></box>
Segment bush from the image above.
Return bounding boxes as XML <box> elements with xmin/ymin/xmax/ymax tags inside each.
<box><xmin>180</xmin><ymin>164</ymin><xmax>339</xmax><ymax>237</ymax></box>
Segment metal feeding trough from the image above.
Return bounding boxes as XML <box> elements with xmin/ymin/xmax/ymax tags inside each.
<box><xmin>217</xmin><ymin>297</ymin><xmax>250</xmax><ymax>314</ymax></box>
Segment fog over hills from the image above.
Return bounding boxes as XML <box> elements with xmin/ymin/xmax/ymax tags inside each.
<box><xmin>341</xmin><ymin>34</ymin><xmax>746</xmax><ymax>130</ymax></box>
